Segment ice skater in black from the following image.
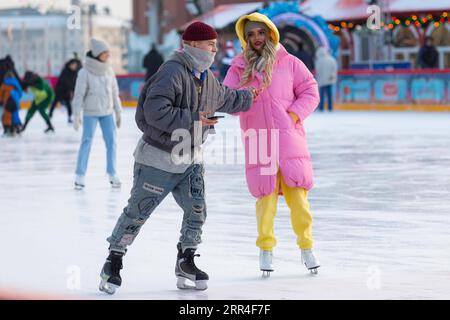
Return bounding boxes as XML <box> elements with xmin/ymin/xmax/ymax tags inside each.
<box><xmin>49</xmin><ymin>56</ymin><xmax>82</xmax><ymax>123</ymax></box>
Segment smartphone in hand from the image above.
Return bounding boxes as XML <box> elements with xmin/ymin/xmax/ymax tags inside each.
<box><xmin>207</xmin><ymin>116</ymin><xmax>225</xmax><ymax>121</ymax></box>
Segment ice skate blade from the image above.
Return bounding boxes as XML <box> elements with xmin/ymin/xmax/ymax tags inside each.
<box><xmin>176</xmin><ymin>277</ymin><xmax>208</xmax><ymax>291</ymax></box>
<box><xmin>74</xmin><ymin>183</ymin><xmax>84</xmax><ymax>190</ymax></box>
<box><xmin>99</xmin><ymin>278</ymin><xmax>119</xmax><ymax>295</ymax></box>
<box><xmin>261</xmin><ymin>270</ymin><xmax>272</xmax><ymax>278</ymax></box>
<box><xmin>308</xmin><ymin>266</ymin><xmax>320</xmax><ymax>275</ymax></box>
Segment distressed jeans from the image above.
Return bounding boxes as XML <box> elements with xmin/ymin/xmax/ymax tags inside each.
<box><xmin>107</xmin><ymin>162</ymin><xmax>206</xmax><ymax>253</ymax></box>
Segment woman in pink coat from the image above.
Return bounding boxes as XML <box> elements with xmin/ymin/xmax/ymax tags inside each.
<box><xmin>223</xmin><ymin>12</ymin><xmax>321</xmax><ymax>275</ymax></box>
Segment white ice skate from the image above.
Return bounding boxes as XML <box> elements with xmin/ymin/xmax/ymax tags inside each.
<box><xmin>259</xmin><ymin>250</ymin><xmax>274</xmax><ymax>278</ymax></box>
<box><xmin>74</xmin><ymin>175</ymin><xmax>85</xmax><ymax>190</ymax></box>
<box><xmin>301</xmin><ymin>249</ymin><xmax>320</xmax><ymax>274</ymax></box>
<box><xmin>109</xmin><ymin>175</ymin><xmax>121</xmax><ymax>188</ymax></box>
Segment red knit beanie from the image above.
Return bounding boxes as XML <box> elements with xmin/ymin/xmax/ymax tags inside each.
<box><xmin>182</xmin><ymin>21</ymin><xmax>218</xmax><ymax>41</ymax></box>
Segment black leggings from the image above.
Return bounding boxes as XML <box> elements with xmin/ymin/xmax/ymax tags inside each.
<box><xmin>49</xmin><ymin>94</ymin><xmax>72</xmax><ymax>119</ymax></box>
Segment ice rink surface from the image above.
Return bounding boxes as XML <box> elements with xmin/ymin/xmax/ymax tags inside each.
<box><xmin>1</xmin><ymin>108</ymin><xmax>450</xmax><ymax>299</ymax></box>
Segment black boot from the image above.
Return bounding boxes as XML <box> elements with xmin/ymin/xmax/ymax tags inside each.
<box><xmin>21</xmin><ymin>121</ymin><xmax>28</xmax><ymax>132</ymax></box>
<box><xmin>99</xmin><ymin>250</ymin><xmax>124</xmax><ymax>294</ymax></box>
<box><xmin>14</xmin><ymin>125</ymin><xmax>22</xmax><ymax>135</ymax></box>
<box><xmin>44</xmin><ymin>120</ymin><xmax>55</xmax><ymax>133</ymax></box>
<box><xmin>3</xmin><ymin>126</ymin><xmax>12</xmax><ymax>136</ymax></box>
<box><xmin>175</xmin><ymin>243</ymin><xmax>208</xmax><ymax>290</ymax></box>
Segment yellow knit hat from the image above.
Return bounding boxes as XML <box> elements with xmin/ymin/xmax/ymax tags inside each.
<box><xmin>235</xmin><ymin>12</ymin><xmax>280</xmax><ymax>50</ymax></box>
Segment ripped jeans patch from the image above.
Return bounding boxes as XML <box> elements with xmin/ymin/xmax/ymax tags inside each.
<box><xmin>138</xmin><ymin>196</ymin><xmax>160</xmax><ymax>219</ymax></box>
<box><xmin>189</xmin><ymin>165</ymin><xmax>205</xmax><ymax>200</ymax></box>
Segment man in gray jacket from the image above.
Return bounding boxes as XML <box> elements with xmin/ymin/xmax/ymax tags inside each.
<box><xmin>99</xmin><ymin>21</ymin><xmax>257</xmax><ymax>294</ymax></box>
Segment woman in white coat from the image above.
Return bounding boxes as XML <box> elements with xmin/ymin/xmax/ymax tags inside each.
<box><xmin>72</xmin><ymin>38</ymin><xmax>122</xmax><ymax>189</ymax></box>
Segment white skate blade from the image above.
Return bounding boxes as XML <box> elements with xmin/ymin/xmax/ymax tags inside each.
<box><xmin>308</xmin><ymin>266</ymin><xmax>320</xmax><ymax>275</ymax></box>
<box><xmin>74</xmin><ymin>183</ymin><xmax>84</xmax><ymax>190</ymax></box>
<box><xmin>305</xmin><ymin>264</ymin><xmax>320</xmax><ymax>275</ymax></box>
<box><xmin>260</xmin><ymin>265</ymin><xmax>274</xmax><ymax>277</ymax></box>
<box><xmin>310</xmin><ymin>268</ymin><xmax>319</xmax><ymax>275</ymax></box>
<box><xmin>194</xmin><ymin>280</ymin><xmax>208</xmax><ymax>290</ymax></box>
<box><xmin>261</xmin><ymin>270</ymin><xmax>272</xmax><ymax>278</ymax></box>
<box><xmin>176</xmin><ymin>277</ymin><xmax>208</xmax><ymax>291</ymax></box>
<box><xmin>99</xmin><ymin>278</ymin><xmax>119</xmax><ymax>295</ymax></box>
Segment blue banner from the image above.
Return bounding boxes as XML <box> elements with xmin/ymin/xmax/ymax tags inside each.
<box><xmin>337</xmin><ymin>72</ymin><xmax>450</xmax><ymax>105</ymax></box>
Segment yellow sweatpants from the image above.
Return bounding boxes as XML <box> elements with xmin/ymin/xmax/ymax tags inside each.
<box><xmin>256</xmin><ymin>171</ymin><xmax>313</xmax><ymax>250</ymax></box>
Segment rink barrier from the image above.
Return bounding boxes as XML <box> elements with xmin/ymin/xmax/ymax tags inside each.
<box><xmin>336</xmin><ymin>69</ymin><xmax>450</xmax><ymax>111</ymax></box>
<box><xmin>16</xmin><ymin>70</ymin><xmax>450</xmax><ymax>112</ymax></box>
<box><xmin>0</xmin><ymin>288</ymin><xmax>70</xmax><ymax>300</ymax></box>
<box><xmin>334</xmin><ymin>104</ymin><xmax>450</xmax><ymax>112</ymax></box>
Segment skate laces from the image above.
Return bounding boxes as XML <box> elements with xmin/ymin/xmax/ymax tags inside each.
<box><xmin>186</xmin><ymin>253</ymin><xmax>200</xmax><ymax>262</ymax></box>
<box><xmin>185</xmin><ymin>253</ymin><xmax>202</xmax><ymax>272</ymax></box>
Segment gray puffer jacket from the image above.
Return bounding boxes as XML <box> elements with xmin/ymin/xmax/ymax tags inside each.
<box><xmin>135</xmin><ymin>50</ymin><xmax>253</xmax><ymax>153</ymax></box>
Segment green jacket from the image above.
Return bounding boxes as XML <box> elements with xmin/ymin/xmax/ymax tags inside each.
<box><xmin>30</xmin><ymin>77</ymin><xmax>55</xmax><ymax>108</ymax></box>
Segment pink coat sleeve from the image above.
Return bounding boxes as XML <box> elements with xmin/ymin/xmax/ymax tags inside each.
<box><xmin>223</xmin><ymin>64</ymin><xmax>246</xmax><ymax>116</ymax></box>
<box><xmin>287</xmin><ymin>58</ymin><xmax>320</xmax><ymax>122</ymax></box>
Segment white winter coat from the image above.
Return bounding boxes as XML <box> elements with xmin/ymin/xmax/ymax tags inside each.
<box><xmin>72</xmin><ymin>56</ymin><xmax>122</xmax><ymax>117</ymax></box>
<box><xmin>314</xmin><ymin>47</ymin><xmax>338</xmax><ymax>87</ymax></box>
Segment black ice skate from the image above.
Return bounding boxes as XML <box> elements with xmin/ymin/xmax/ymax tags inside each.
<box><xmin>44</xmin><ymin>126</ymin><xmax>55</xmax><ymax>134</ymax></box>
<box><xmin>175</xmin><ymin>243</ymin><xmax>208</xmax><ymax>290</ymax></box>
<box><xmin>99</xmin><ymin>250</ymin><xmax>124</xmax><ymax>294</ymax></box>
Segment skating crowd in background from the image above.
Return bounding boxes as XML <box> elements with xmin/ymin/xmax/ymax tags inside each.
<box><xmin>0</xmin><ymin>56</ymin><xmax>24</xmax><ymax>136</ymax></box>
<box><xmin>0</xmin><ymin>54</ymin><xmax>82</xmax><ymax>137</ymax></box>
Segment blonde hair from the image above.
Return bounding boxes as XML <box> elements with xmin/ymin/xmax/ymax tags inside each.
<box><xmin>240</xmin><ymin>38</ymin><xmax>277</xmax><ymax>89</ymax></box>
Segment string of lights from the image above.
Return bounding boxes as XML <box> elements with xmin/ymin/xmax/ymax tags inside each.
<box><xmin>328</xmin><ymin>11</ymin><xmax>449</xmax><ymax>32</ymax></box>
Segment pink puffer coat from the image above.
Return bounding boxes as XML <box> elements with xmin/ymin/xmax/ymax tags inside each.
<box><xmin>223</xmin><ymin>44</ymin><xmax>320</xmax><ymax>198</ymax></box>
